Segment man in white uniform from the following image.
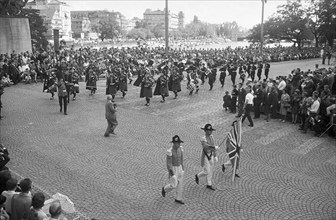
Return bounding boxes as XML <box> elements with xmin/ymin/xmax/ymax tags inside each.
<box><xmin>161</xmin><ymin>135</ymin><xmax>185</xmax><ymax>204</ymax></box>
<box><xmin>195</xmin><ymin>124</ymin><xmax>218</xmax><ymax>191</ymax></box>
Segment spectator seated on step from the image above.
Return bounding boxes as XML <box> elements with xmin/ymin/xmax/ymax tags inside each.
<box><xmin>10</xmin><ymin>178</ymin><xmax>32</xmax><ymax>220</ymax></box>
<box><xmin>0</xmin><ymin>195</ymin><xmax>10</xmax><ymax>220</ymax></box>
<box><xmin>49</xmin><ymin>201</ymin><xmax>68</xmax><ymax>220</ymax></box>
<box><xmin>28</xmin><ymin>192</ymin><xmax>49</xmax><ymax>220</ymax></box>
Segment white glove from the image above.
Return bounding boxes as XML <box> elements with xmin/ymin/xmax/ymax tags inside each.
<box><xmin>214</xmin><ymin>145</ymin><xmax>219</xmax><ymax>150</ymax></box>
<box><xmin>214</xmin><ymin>156</ymin><xmax>218</xmax><ymax>163</ymax></box>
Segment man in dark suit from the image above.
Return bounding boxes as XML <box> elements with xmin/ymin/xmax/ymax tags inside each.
<box><xmin>104</xmin><ymin>95</ymin><xmax>118</xmax><ymax>137</ymax></box>
<box><xmin>236</xmin><ymin>83</ymin><xmax>246</xmax><ymax>117</ymax></box>
<box><xmin>253</xmin><ymin>84</ymin><xmax>263</xmax><ymax>119</ymax></box>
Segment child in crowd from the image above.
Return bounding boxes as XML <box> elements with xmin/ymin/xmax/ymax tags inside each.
<box><xmin>223</xmin><ymin>91</ymin><xmax>231</xmax><ymax>111</ymax></box>
<box><xmin>230</xmin><ymin>85</ymin><xmax>238</xmax><ymax>113</ymax></box>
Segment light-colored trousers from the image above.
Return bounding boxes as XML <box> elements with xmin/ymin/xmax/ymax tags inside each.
<box><xmin>197</xmin><ymin>156</ymin><xmax>214</xmax><ymax>185</ymax></box>
<box><xmin>164</xmin><ymin>165</ymin><xmax>184</xmax><ymax>200</ymax></box>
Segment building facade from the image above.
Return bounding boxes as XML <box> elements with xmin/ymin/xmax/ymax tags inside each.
<box><xmin>71</xmin><ymin>17</ymin><xmax>91</xmax><ymax>39</ymax></box>
<box><xmin>25</xmin><ymin>0</ymin><xmax>72</xmax><ymax>40</ymax></box>
<box><xmin>143</xmin><ymin>9</ymin><xmax>180</xmax><ymax>30</ymax></box>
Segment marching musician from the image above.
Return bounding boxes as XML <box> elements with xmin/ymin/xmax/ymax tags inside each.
<box><xmin>195</xmin><ymin>124</ymin><xmax>219</xmax><ymax>191</ymax></box>
<box><xmin>43</xmin><ymin>68</ymin><xmax>57</xmax><ymax>100</ymax></box>
<box><xmin>63</xmin><ymin>67</ymin><xmax>74</xmax><ymax>103</ymax></box>
<box><xmin>154</xmin><ymin>66</ymin><xmax>169</xmax><ymax>103</ymax></box>
<box><xmin>208</xmin><ymin>66</ymin><xmax>216</xmax><ymax>91</ymax></box>
<box><xmin>118</xmin><ymin>65</ymin><xmax>128</xmax><ymax>98</ymax></box>
<box><xmin>71</xmin><ymin>68</ymin><xmax>80</xmax><ymax>101</ymax></box>
<box><xmin>219</xmin><ymin>63</ymin><xmax>227</xmax><ymax>88</ymax></box>
<box><xmin>169</xmin><ymin>64</ymin><xmax>183</xmax><ymax>99</ymax></box>
<box><xmin>106</xmin><ymin>67</ymin><xmax>119</xmax><ymax>101</ymax></box>
<box><xmin>85</xmin><ymin>67</ymin><xmax>97</xmax><ymax>96</ymax></box>
<box><xmin>140</xmin><ymin>70</ymin><xmax>155</xmax><ymax>106</ymax></box>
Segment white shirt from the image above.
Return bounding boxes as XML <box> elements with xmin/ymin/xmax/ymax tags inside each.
<box><xmin>278</xmin><ymin>80</ymin><xmax>286</xmax><ymax>91</ymax></box>
<box><xmin>245</xmin><ymin>93</ymin><xmax>254</xmax><ymax>105</ymax></box>
<box><xmin>309</xmin><ymin>100</ymin><xmax>320</xmax><ymax>113</ymax></box>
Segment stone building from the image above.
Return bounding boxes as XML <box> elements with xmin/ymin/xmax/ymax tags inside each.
<box><xmin>143</xmin><ymin>9</ymin><xmax>180</xmax><ymax>30</ymax></box>
<box><xmin>25</xmin><ymin>0</ymin><xmax>72</xmax><ymax>40</ymax></box>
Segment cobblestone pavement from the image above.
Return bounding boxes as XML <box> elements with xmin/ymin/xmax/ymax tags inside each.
<box><xmin>0</xmin><ymin>59</ymin><xmax>335</xmax><ymax>220</ymax></box>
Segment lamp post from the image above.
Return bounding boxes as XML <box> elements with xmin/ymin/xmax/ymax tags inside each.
<box><xmin>260</xmin><ymin>0</ymin><xmax>265</xmax><ymax>55</ymax></box>
<box><xmin>165</xmin><ymin>0</ymin><xmax>169</xmax><ymax>56</ymax></box>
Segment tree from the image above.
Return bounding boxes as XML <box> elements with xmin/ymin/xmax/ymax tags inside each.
<box><xmin>21</xmin><ymin>8</ymin><xmax>48</xmax><ymax>50</ymax></box>
<box><xmin>316</xmin><ymin>0</ymin><xmax>336</xmax><ymax>46</ymax></box>
<box><xmin>248</xmin><ymin>0</ymin><xmax>313</xmax><ymax>49</ymax></box>
<box><xmin>151</xmin><ymin>24</ymin><xmax>165</xmax><ymax>39</ymax></box>
<box><xmin>126</xmin><ymin>28</ymin><xmax>153</xmax><ymax>40</ymax></box>
<box><xmin>96</xmin><ymin>12</ymin><xmax>121</xmax><ymax>41</ymax></box>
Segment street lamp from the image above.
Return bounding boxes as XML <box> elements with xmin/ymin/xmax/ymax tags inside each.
<box><xmin>260</xmin><ymin>0</ymin><xmax>266</xmax><ymax>55</ymax></box>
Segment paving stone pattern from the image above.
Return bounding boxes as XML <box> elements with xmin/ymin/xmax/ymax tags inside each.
<box><xmin>0</xmin><ymin>59</ymin><xmax>335</xmax><ymax>220</ymax></box>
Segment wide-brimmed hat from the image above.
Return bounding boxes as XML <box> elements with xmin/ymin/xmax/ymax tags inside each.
<box><xmin>201</xmin><ymin>124</ymin><xmax>216</xmax><ymax>131</ymax></box>
<box><xmin>170</xmin><ymin>135</ymin><xmax>184</xmax><ymax>143</ymax></box>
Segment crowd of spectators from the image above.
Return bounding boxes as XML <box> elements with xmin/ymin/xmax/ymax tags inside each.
<box><xmin>231</xmin><ymin>66</ymin><xmax>336</xmax><ymax>138</ymax></box>
<box><xmin>0</xmin><ymin>144</ymin><xmax>70</xmax><ymax>220</ymax></box>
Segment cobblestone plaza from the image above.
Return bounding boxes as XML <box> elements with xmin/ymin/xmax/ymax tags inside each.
<box><xmin>0</xmin><ymin>59</ymin><xmax>335</xmax><ymax>220</ymax></box>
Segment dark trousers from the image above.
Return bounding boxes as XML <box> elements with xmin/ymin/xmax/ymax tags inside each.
<box><xmin>219</xmin><ymin>77</ymin><xmax>225</xmax><ymax>87</ymax></box>
<box><xmin>105</xmin><ymin>118</ymin><xmax>117</xmax><ymax>136</ymax></box>
<box><xmin>254</xmin><ymin>103</ymin><xmax>261</xmax><ymax>118</ymax></box>
<box><xmin>58</xmin><ymin>96</ymin><xmax>67</xmax><ymax>113</ymax></box>
<box><xmin>231</xmin><ymin>97</ymin><xmax>237</xmax><ymax>113</ymax></box>
<box><xmin>237</xmin><ymin>101</ymin><xmax>244</xmax><ymax>116</ymax></box>
<box><xmin>242</xmin><ymin>104</ymin><xmax>253</xmax><ymax>126</ymax></box>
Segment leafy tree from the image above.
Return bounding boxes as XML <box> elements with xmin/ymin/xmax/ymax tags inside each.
<box><xmin>151</xmin><ymin>24</ymin><xmax>165</xmax><ymax>39</ymax></box>
<box><xmin>126</xmin><ymin>28</ymin><xmax>153</xmax><ymax>40</ymax></box>
<box><xmin>316</xmin><ymin>0</ymin><xmax>336</xmax><ymax>46</ymax></box>
<box><xmin>135</xmin><ymin>20</ymin><xmax>148</xmax><ymax>29</ymax></box>
<box><xmin>21</xmin><ymin>8</ymin><xmax>48</xmax><ymax>50</ymax></box>
<box><xmin>97</xmin><ymin>13</ymin><xmax>121</xmax><ymax>41</ymax></box>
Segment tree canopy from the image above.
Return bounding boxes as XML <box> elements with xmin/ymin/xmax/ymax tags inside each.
<box><xmin>247</xmin><ymin>0</ymin><xmax>336</xmax><ymax>47</ymax></box>
<box><xmin>21</xmin><ymin>8</ymin><xmax>48</xmax><ymax>50</ymax></box>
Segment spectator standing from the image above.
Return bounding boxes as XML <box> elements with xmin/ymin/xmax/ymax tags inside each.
<box><xmin>223</xmin><ymin>91</ymin><xmax>231</xmax><ymax>111</ymax></box>
<box><xmin>236</xmin><ymin>83</ymin><xmax>246</xmax><ymax>118</ymax></box>
<box><xmin>1</xmin><ymin>178</ymin><xmax>18</xmax><ymax>216</ymax></box>
<box><xmin>230</xmin><ymin>85</ymin><xmax>238</xmax><ymax>113</ymax></box>
<box><xmin>0</xmin><ymin>195</ymin><xmax>9</xmax><ymax>220</ymax></box>
<box><xmin>0</xmin><ymin>79</ymin><xmax>4</xmax><ymax>120</ymax></box>
<box><xmin>241</xmin><ymin>86</ymin><xmax>254</xmax><ymax>127</ymax></box>
<box><xmin>279</xmin><ymin>90</ymin><xmax>291</xmax><ymax>122</ymax></box>
<box><xmin>302</xmin><ymin>92</ymin><xmax>320</xmax><ymax>134</ymax></box>
<box><xmin>291</xmin><ymin>89</ymin><xmax>301</xmax><ymax>124</ymax></box>
<box><xmin>253</xmin><ymin>83</ymin><xmax>263</xmax><ymax>119</ymax></box>
<box><xmin>28</xmin><ymin>192</ymin><xmax>48</xmax><ymax>220</ymax></box>
<box><xmin>10</xmin><ymin>178</ymin><xmax>32</xmax><ymax>220</ymax></box>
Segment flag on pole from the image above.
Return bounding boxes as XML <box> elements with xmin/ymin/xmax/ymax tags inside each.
<box><xmin>226</xmin><ymin>118</ymin><xmax>242</xmax><ymax>181</ymax></box>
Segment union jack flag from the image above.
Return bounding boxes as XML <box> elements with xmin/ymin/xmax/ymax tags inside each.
<box><xmin>226</xmin><ymin>118</ymin><xmax>242</xmax><ymax>162</ymax></box>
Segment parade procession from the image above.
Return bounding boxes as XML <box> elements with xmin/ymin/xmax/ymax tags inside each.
<box><xmin>1</xmin><ymin>0</ymin><xmax>336</xmax><ymax>219</ymax></box>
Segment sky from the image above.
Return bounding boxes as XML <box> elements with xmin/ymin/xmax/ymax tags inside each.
<box><xmin>63</xmin><ymin>0</ymin><xmax>287</xmax><ymax>29</ymax></box>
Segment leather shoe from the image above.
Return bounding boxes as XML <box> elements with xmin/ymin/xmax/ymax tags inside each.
<box><xmin>222</xmin><ymin>164</ymin><xmax>225</xmax><ymax>172</ymax></box>
<box><xmin>175</xmin><ymin>199</ymin><xmax>184</xmax><ymax>205</ymax></box>
<box><xmin>206</xmin><ymin>185</ymin><xmax>215</xmax><ymax>191</ymax></box>
<box><xmin>64</xmin><ymin>113</ymin><xmax>67</xmax><ymax>115</ymax></box>
<box><xmin>248</xmin><ymin>124</ymin><xmax>253</xmax><ymax>127</ymax></box>
<box><xmin>104</xmin><ymin>134</ymin><xmax>109</xmax><ymax>137</ymax></box>
<box><xmin>195</xmin><ymin>174</ymin><xmax>199</xmax><ymax>184</ymax></box>
<box><xmin>161</xmin><ymin>187</ymin><xmax>165</xmax><ymax>197</ymax></box>
<box><xmin>235</xmin><ymin>174</ymin><xmax>240</xmax><ymax>178</ymax></box>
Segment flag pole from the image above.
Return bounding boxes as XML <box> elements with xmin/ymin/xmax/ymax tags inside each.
<box><xmin>232</xmin><ymin>155</ymin><xmax>238</xmax><ymax>182</ymax></box>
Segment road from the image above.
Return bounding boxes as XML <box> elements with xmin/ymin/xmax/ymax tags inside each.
<box><xmin>0</xmin><ymin>58</ymin><xmax>335</xmax><ymax>220</ymax></box>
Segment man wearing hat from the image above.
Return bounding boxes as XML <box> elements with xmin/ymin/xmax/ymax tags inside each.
<box><xmin>195</xmin><ymin>124</ymin><xmax>218</xmax><ymax>191</ymax></box>
<box><xmin>161</xmin><ymin>135</ymin><xmax>185</xmax><ymax>205</ymax></box>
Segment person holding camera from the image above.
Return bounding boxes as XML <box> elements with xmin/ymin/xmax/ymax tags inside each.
<box><xmin>104</xmin><ymin>95</ymin><xmax>118</xmax><ymax>137</ymax></box>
